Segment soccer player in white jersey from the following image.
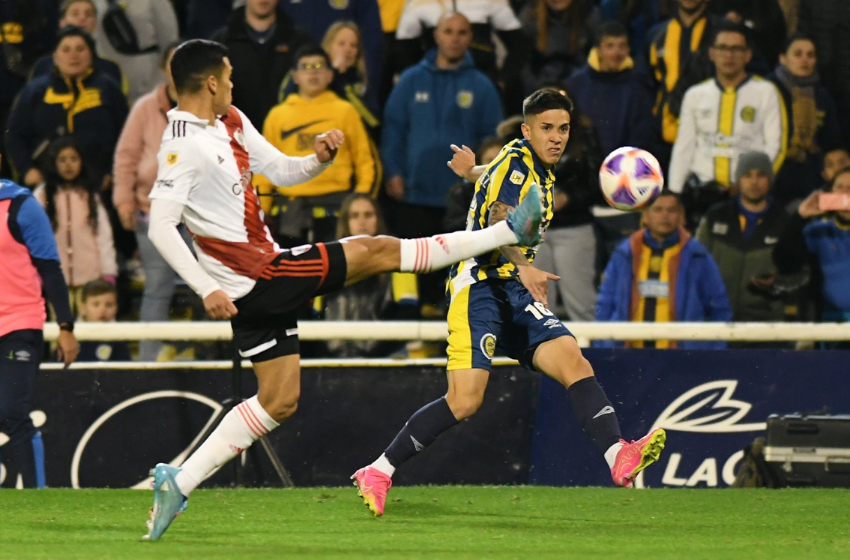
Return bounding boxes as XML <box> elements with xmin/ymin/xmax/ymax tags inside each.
<box><xmin>143</xmin><ymin>39</ymin><xmax>545</xmax><ymax>540</ymax></box>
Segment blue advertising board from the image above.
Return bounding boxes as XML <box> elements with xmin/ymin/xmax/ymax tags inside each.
<box><xmin>529</xmin><ymin>349</ymin><xmax>850</xmax><ymax>488</ymax></box>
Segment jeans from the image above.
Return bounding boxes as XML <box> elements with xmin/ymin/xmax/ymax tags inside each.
<box><xmin>135</xmin><ymin>211</ymin><xmax>193</xmax><ymax>361</ymax></box>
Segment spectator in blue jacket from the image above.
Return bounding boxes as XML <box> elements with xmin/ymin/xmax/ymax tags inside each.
<box><xmin>775</xmin><ymin>167</ymin><xmax>850</xmax><ymax>324</ymax></box>
<box><xmin>566</xmin><ymin>21</ymin><xmax>654</xmax><ymax>156</ymax></box>
<box><xmin>595</xmin><ymin>191</ymin><xmax>732</xmax><ymax>349</ymax></box>
<box><xmin>5</xmin><ymin>26</ymin><xmax>128</xmax><ymax>187</ymax></box>
<box><xmin>381</xmin><ymin>11</ymin><xmax>502</xmax><ymax>309</ymax></box>
<box><xmin>280</xmin><ymin>0</ymin><xmax>383</xmax><ymax>122</ymax></box>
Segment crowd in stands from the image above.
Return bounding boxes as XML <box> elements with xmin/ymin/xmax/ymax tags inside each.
<box><xmin>0</xmin><ymin>0</ymin><xmax>847</xmax><ymax>360</ymax></box>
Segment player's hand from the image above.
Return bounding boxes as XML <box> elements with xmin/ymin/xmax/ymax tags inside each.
<box><xmin>204</xmin><ymin>290</ymin><xmax>238</xmax><ymax>319</ymax></box>
<box><xmin>447</xmin><ymin>144</ymin><xmax>476</xmax><ymax>180</ymax></box>
<box><xmin>386</xmin><ymin>175</ymin><xmax>405</xmax><ymax>201</ymax></box>
<box><xmin>798</xmin><ymin>190</ymin><xmax>823</xmax><ymax>219</ymax></box>
<box><xmin>518</xmin><ymin>265</ymin><xmax>560</xmax><ymax>306</ymax></box>
<box><xmin>314</xmin><ymin>129</ymin><xmax>344</xmax><ymax>163</ymax></box>
<box><xmin>117</xmin><ymin>203</ymin><xmax>137</xmax><ymax>231</ymax></box>
<box><xmin>56</xmin><ymin>330</ymin><xmax>79</xmax><ymax>369</ymax></box>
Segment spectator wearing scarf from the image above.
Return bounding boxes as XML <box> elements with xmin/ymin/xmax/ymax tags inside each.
<box><xmin>769</xmin><ymin>34</ymin><xmax>841</xmax><ymax>205</ymax></box>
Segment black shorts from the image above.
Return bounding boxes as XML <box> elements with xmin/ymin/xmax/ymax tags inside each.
<box><xmin>231</xmin><ymin>242</ymin><xmax>347</xmax><ymax>362</ymax></box>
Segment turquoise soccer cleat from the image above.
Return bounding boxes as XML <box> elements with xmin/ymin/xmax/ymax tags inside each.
<box><xmin>507</xmin><ymin>183</ymin><xmax>543</xmax><ymax>246</ymax></box>
<box><xmin>143</xmin><ymin>463</ymin><xmax>188</xmax><ymax>541</ymax></box>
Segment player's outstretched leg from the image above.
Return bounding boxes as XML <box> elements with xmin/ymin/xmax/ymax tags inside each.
<box><xmin>341</xmin><ymin>184</ymin><xmax>543</xmax><ymax>285</ymax></box>
<box><xmin>532</xmin><ymin>337</ymin><xmax>666</xmax><ymax>487</ymax></box>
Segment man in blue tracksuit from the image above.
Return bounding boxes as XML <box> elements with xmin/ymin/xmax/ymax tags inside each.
<box><xmin>381</xmin><ymin>12</ymin><xmax>502</xmax><ymax>307</ymax></box>
<box><xmin>0</xmin><ymin>179</ymin><xmax>78</xmax><ymax>488</ymax></box>
<box><xmin>595</xmin><ymin>191</ymin><xmax>731</xmax><ymax>349</ymax></box>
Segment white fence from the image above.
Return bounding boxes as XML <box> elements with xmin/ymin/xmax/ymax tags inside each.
<box><xmin>44</xmin><ymin>320</ymin><xmax>850</xmax><ymax>346</ymax></box>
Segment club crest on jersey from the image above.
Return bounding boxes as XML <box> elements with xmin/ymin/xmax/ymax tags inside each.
<box><xmin>166</xmin><ymin>152</ymin><xmax>178</xmax><ymax>165</ymax></box>
<box><xmin>233</xmin><ymin>128</ymin><xmax>246</xmax><ymax>149</ymax></box>
<box><xmin>480</xmin><ymin>333</ymin><xmax>497</xmax><ymax>359</ymax></box>
<box><xmin>510</xmin><ymin>170</ymin><xmax>525</xmax><ymax>185</ymax></box>
<box><xmin>456</xmin><ymin>90</ymin><xmax>474</xmax><ymax>109</ymax></box>
<box><xmin>740</xmin><ymin>106</ymin><xmax>756</xmax><ymax>123</ymax></box>
<box><xmin>329</xmin><ymin>0</ymin><xmax>348</xmax><ymax>8</ymax></box>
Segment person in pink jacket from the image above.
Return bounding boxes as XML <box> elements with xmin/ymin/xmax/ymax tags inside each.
<box><xmin>34</xmin><ymin>138</ymin><xmax>117</xmax><ymax>315</ymax></box>
<box><xmin>112</xmin><ymin>42</ymin><xmax>192</xmax><ymax>360</ymax></box>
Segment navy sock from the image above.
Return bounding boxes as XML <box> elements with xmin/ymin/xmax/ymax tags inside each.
<box><xmin>384</xmin><ymin>397</ymin><xmax>459</xmax><ymax>467</ymax></box>
<box><xmin>568</xmin><ymin>376</ymin><xmax>622</xmax><ymax>455</ymax></box>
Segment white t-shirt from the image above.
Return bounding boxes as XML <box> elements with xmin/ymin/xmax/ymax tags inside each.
<box><xmin>396</xmin><ymin>0</ymin><xmax>521</xmax><ymax>39</ymax></box>
<box><xmin>149</xmin><ymin>106</ymin><xmax>329</xmax><ymax>299</ymax></box>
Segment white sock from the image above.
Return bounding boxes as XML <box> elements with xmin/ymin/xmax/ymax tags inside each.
<box><xmin>174</xmin><ymin>395</ymin><xmax>279</xmax><ymax>495</ymax></box>
<box><xmin>399</xmin><ymin>222</ymin><xmax>518</xmax><ymax>273</ymax></box>
<box><xmin>604</xmin><ymin>441</ymin><xmax>624</xmax><ymax>469</ymax></box>
<box><xmin>370</xmin><ymin>453</ymin><xmax>396</xmax><ymax>477</ymax></box>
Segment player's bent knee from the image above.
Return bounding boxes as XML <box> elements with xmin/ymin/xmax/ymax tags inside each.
<box><xmin>267</xmin><ymin>398</ymin><xmax>298</xmax><ymax>423</ymax></box>
<box><xmin>446</xmin><ymin>392</ymin><xmax>484</xmax><ymax>420</ymax></box>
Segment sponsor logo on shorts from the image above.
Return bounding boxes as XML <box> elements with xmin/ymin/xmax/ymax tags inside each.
<box><xmin>289</xmin><ymin>244</ymin><xmax>313</xmax><ymax>256</ymax></box>
<box><xmin>14</xmin><ymin>349</ymin><xmax>31</xmax><ymax>362</ymax></box>
<box><xmin>480</xmin><ymin>333</ymin><xmax>496</xmax><ymax>359</ymax></box>
<box><xmin>543</xmin><ymin>318</ymin><xmax>562</xmax><ymax>329</ymax></box>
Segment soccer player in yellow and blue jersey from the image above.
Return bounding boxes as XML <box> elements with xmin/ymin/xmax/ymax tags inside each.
<box><xmin>353</xmin><ymin>89</ymin><xmax>668</xmax><ymax>517</ymax></box>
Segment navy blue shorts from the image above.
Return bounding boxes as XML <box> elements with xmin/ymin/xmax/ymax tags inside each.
<box><xmin>446</xmin><ymin>280</ymin><xmax>573</xmax><ymax>371</ymax></box>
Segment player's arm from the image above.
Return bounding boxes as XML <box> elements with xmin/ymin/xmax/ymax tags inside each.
<box><xmin>147</xmin><ymin>143</ymin><xmax>236</xmax><ymax>319</ymax></box>
<box><xmin>488</xmin><ymin>201</ymin><xmax>559</xmax><ymax>305</ymax></box>
<box><xmin>240</xmin><ymin>107</ymin><xmax>342</xmax><ymax>186</ymax></box>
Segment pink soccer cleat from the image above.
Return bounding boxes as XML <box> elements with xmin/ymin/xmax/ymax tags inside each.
<box><xmin>351</xmin><ymin>466</ymin><xmax>393</xmax><ymax>517</ymax></box>
<box><xmin>611</xmin><ymin>428</ymin><xmax>667</xmax><ymax>487</ymax></box>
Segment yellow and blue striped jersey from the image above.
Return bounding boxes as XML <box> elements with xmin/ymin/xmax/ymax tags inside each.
<box><xmin>447</xmin><ymin>139</ymin><xmax>555</xmax><ymax>297</ymax></box>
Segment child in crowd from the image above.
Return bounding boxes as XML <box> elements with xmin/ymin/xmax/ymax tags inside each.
<box><xmin>313</xmin><ymin>194</ymin><xmax>419</xmax><ymax>358</ymax></box>
<box><xmin>76</xmin><ymin>279</ymin><xmax>130</xmax><ymax>361</ymax></box>
<box><xmin>34</xmin><ymin>138</ymin><xmax>117</xmax><ymax>314</ymax></box>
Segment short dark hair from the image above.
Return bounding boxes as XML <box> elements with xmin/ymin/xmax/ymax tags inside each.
<box><xmin>522</xmin><ymin>88</ymin><xmax>573</xmax><ymax>120</ymax></box>
<box><xmin>293</xmin><ymin>44</ymin><xmax>332</xmax><ymax>70</ymax></box>
<box><xmin>596</xmin><ymin>21</ymin><xmax>628</xmax><ymax>47</ymax></box>
<box><xmin>55</xmin><ymin>25</ymin><xmax>96</xmax><ymax>56</ymax></box>
<box><xmin>712</xmin><ymin>21</ymin><xmax>751</xmax><ymax>48</ymax></box>
<box><xmin>782</xmin><ymin>33</ymin><xmax>816</xmax><ymax>54</ymax></box>
<box><xmin>82</xmin><ymin>278</ymin><xmax>116</xmax><ymax>302</ymax></box>
<box><xmin>652</xmin><ymin>190</ymin><xmax>682</xmax><ymax>208</ymax></box>
<box><xmin>170</xmin><ymin>39</ymin><xmax>229</xmax><ymax>95</ymax></box>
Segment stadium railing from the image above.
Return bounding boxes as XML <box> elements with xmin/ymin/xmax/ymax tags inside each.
<box><xmin>42</xmin><ymin>320</ymin><xmax>850</xmax><ymax>356</ymax></box>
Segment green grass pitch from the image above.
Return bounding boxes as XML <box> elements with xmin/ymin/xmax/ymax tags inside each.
<box><xmin>3</xmin><ymin>487</ymin><xmax>848</xmax><ymax>560</ymax></box>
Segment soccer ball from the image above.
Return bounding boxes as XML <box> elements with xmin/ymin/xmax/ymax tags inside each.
<box><xmin>599</xmin><ymin>147</ymin><xmax>664</xmax><ymax>211</ymax></box>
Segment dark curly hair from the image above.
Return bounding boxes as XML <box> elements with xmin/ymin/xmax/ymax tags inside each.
<box><xmin>42</xmin><ymin>137</ymin><xmax>100</xmax><ymax>234</ymax></box>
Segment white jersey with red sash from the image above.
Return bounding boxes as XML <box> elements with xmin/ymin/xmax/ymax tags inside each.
<box><xmin>149</xmin><ymin>106</ymin><xmax>326</xmax><ymax>300</ymax></box>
